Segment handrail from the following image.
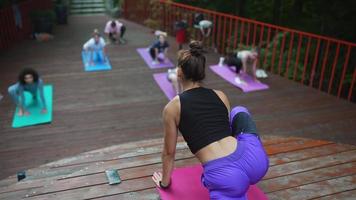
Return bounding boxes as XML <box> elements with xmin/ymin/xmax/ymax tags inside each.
<box><xmin>159</xmin><ymin>0</ymin><xmax>356</xmax><ymax>47</ymax></box>
<box><xmin>126</xmin><ymin>0</ymin><xmax>356</xmax><ymax>102</ymax></box>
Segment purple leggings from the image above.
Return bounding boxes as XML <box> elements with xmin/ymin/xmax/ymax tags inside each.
<box><xmin>201</xmin><ymin>106</ymin><xmax>269</xmax><ymax>200</ymax></box>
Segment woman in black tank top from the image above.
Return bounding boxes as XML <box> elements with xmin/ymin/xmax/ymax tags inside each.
<box><xmin>152</xmin><ymin>41</ymin><xmax>269</xmax><ymax>199</ymax></box>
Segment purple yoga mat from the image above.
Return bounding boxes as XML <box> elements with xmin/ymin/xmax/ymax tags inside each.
<box><xmin>157</xmin><ymin>164</ymin><xmax>269</xmax><ymax>200</ymax></box>
<box><xmin>153</xmin><ymin>72</ymin><xmax>176</xmax><ymax>100</ymax></box>
<box><xmin>210</xmin><ymin>65</ymin><xmax>269</xmax><ymax>92</ymax></box>
<box><xmin>137</xmin><ymin>48</ymin><xmax>174</xmax><ymax>69</ymax></box>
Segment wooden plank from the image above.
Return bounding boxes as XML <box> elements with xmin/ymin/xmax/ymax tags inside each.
<box><xmin>25</xmin><ymin>177</ymin><xmax>155</xmax><ymax>200</ymax></box>
<box><xmin>26</xmin><ymin>158</ymin><xmax>198</xmax><ymax>197</ymax></box>
<box><xmin>311</xmin><ymin>189</ymin><xmax>356</xmax><ymax>200</ymax></box>
<box><xmin>260</xmin><ymin>161</ymin><xmax>356</xmax><ymax>193</ymax></box>
<box><xmin>264</xmin><ymin>150</ymin><xmax>356</xmax><ymax>179</ymax></box>
<box><xmin>59</xmin><ymin>137</ymin><xmax>330</xmax><ymax>179</ymax></box>
<box><xmin>269</xmin><ymin>143</ymin><xmax>356</xmax><ymax>166</ymax></box>
<box><xmin>93</xmin><ymin>188</ymin><xmax>159</xmax><ymax>200</ymax></box>
<box><xmin>59</xmin><ymin>149</ymin><xmax>194</xmax><ymax>179</ymax></box>
<box><xmin>267</xmin><ymin>174</ymin><xmax>356</xmax><ymax>200</ymax></box>
<box><xmin>265</xmin><ymin>139</ymin><xmax>333</xmax><ymax>155</ymax></box>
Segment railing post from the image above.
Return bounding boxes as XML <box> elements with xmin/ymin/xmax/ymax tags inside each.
<box><xmin>309</xmin><ymin>39</ymin><xmax>321</xmax><ymax>87</ymax></box>
<box><xmin>233</xmin><ymin>19</ymin><xmax>238</xmax><ymax>50</ymax></box>
<box><xmin>270</xmin><ymin>29</ymin><xmax>279</xmax><ymax>73</ymax></box>
<box><xmin>252</xmin><ymin>23</ymin><xmax>257</xmax><ymax>47</ymax></box>
<box><xmin>285</xmin><ymin>32</ymin><xmax>294</xmax><ymax>78</ymax></box>
<box><xmin>337</xmin><ymin>46</ymin><xmax>351</xmax><ymax>98</ymax></box>
<box><xmin>221</xmin><ymin>16</ymin><xmax>227</xmax><ymax>54</ymax></box>
<box><xmin>263</xmin><ymin>27</ymin><xmax>271</xmax><ymax>69</ymax></box>
<box><xmin>319</xmin><ymin>40</ymin><xmax>330</xmax><ymax>90</ymax></box>
<box><xmin>278</xmin><ymin>32</ymin><xmax>286</xmax><ymax>75</ymax></box>
<box><xmin>301</xmin><ymin>37</ymin><xmax>312</xmax><ymax>84</ymax></box>
<box><xmin>348</xmin><ymin>67</ymin><xmax>356</xmax><ymax>101</ymax></box>
<box><xmin>293</xmin><ymin>34</ymin><xmax>303</xmax><ymax>81</ymax></box>
<box><xmin>328</xmin><ymin>42</ymin><xmax>341</xmax><ymax>94</ymax></box>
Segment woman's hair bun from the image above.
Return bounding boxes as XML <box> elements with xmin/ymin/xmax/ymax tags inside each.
<box><xmin>189</xmin><ymin>41</ymin><xmax>204</xmax><ymax>57</ymax></box>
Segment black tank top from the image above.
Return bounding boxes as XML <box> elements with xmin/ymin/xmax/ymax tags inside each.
<box><xmin>178</xmin><ymin>87</ymin><xmax>231</xmax><ymax>154</ymax></box>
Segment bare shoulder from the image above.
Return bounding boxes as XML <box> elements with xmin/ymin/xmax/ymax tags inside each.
<box><xmin>212</xmin><ymin>89</ymin><xmax>230</xmax><ymax>110</ymax></box>
<box><xmin>163</xmin><ymin>95</ymin><xmax>181</xmax><ymax>119</ymax></box>
<box><xmin>213</xmin><ymin>89</ymin><xmax>228</xmax><ymax>101</ymax></box>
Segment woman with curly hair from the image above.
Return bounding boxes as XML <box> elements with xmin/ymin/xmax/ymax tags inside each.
<box><xmin>8</xmin><ymin>68</ymin><xmax>47</xmax><ymax>116</ymax></box>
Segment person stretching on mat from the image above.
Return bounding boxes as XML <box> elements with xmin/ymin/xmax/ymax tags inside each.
<box><xmin>8</xmin><ymin>68</ymin><xmax>47</xmax><ymax>116</ymax></box>
<box><xmin>104</xmin><ymin>19</ymin><xmax>126</xmax><ymax>44</ymax></box>
<box><xmin>152</xmin><ymin>41</ymin><xmax>269</xmax><ymax>200</ymax></box>
<box><xmin>167</xmin><ymin>68</ymin><xmax>182</xmax><ymax>95</ymax></box>
<box><xmin>83</xmin><ymin>29</ymin><xmax>107</xmax><ymax>66</ymax></box>
<box><xmin>222</xmin><ymin>48</ymin><xmax>262</xmax><ymax>82</ymax></box>
<box><xmin>149</xmin><ymin>33</ymin><xmax>169</xmax><ymax>65</ymax></box>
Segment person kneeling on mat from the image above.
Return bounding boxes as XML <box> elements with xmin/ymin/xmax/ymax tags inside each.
<box><xmin>8</xmin><ymin>68</ymin><xmax>47</xmax><ymax>116</ymax></box>
<box><xmin>223</xmin><ymin>48</ymin><xmax>263</xmax><ymax>82</ymax></box>
<box><xmin>149</xmin><ymin>33</ymin><xmax>169</xmax><ymax>65</ymax></box>
<box><xmin>104</xmin><ymin>19</ymin><xmax>126</xmax><ymax>44</ymax></box>
<box><xmin>167</xmin><ymin>68</ymin><xmax>182</xmax><ymax>95</ymax></box>
<box><xmin>83</xmin><ymin>29</ymin><xmax>107</xmax><ymax>66</ymax></box>
<box><xmin>152</xmin><ymin>41</ymin><xmax>269</xmax><ymax>199</ymax></box>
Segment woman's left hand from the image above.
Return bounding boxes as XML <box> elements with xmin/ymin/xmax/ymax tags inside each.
<box><xmin>153</xmin><ymin>171</ymin><xmax>170</xmax><ymax>188</ymax></box>
<box><xmin>152</xmin><ymin>172</ymin><xmax>163</xmax><ymax>187</ymax></box>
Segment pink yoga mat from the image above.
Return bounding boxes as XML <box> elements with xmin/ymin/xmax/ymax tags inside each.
<box><xmin>153</xmin><ymin>72</ymin><xmax>176</xmax><ymax>100</ymax></box>
<box><xmin>137</xmin><ymin>48</ymin><xmax>174</xmax><ymax>69</ymax></box>
<box><xmin>157</xmin><ymin>164</ymin><xmax>268</xmax><ymax>200</ymax></box>
<box><xmin>210</xmin><ymin>65</ymin><xmax>269</xmax><ymax>92</ymax></box>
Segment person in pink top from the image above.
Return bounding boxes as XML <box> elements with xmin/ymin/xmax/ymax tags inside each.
<box><xmin>104</xmin><ymin>19</ymin><xmax>126</xmax><ymax>44</ymax></box>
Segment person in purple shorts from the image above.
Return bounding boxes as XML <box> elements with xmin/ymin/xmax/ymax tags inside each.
<box><xmin>152</xmin><ymin>41</ymin><xmax>269</xmax><ymax>199</ymax></box>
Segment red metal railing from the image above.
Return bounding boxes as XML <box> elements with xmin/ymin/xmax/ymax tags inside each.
<box><xmin>0</xmin><ymin>0</ymin><xmax>53</xmax><ymax>51</ymax></box>
<box><xmin>123</xmin><ymin>0</ymin><xmax>356</xmax><ymax>102</ymax></box>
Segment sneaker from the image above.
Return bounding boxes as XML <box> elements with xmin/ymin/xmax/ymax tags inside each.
<box><xmin>218</xmin><ymin>57</ymin><xmax>225</xmax><ymax>66</ymax></box>
<box><xmin>234</xmin><ymin>77</ymin><xmax>246</xmax><ymax>85</ymax></box>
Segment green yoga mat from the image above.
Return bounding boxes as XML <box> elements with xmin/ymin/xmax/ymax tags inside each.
<box><xmin>12</xmin><ymin>85</ymin><xmax>53</xmax><ymax>128</ymax></box>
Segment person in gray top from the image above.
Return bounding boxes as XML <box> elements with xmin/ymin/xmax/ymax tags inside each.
<box><xmin>8</xmin><ymin>68</ymin><xmax>47</xmax><ymax>116</ymax></box>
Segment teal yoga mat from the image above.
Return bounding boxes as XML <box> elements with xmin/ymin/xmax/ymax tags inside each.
<box><xmin>12</xmin><ymin>85</ymin><xmax>53</xmax><ymax>128</ymax></box>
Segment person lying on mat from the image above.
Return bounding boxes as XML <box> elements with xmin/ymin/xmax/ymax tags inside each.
<box><xmin>83</xmin><ymin>29</ymin><xmax>107</xmax><ymax>65</ymax></box>
<box><xmin>149</xmin><ymin>33</ymin><xmax>169</xmax><ymax>65</ymax></box>
<box><xmin>152</xmin><ymin>41</ymin><xmax>269</xmax><ymax>199</ymax></box>
<box><xmin>8</xmin><ymin>68</ymin><xmax>47</xmax><ymax>116</ymax></box>
<box><xmin>104</xmin><ymin>19</ymin><xmax>126</xmax><ymax>44</ymax></box>
<box><xmin>167</xmin><ymin>68</ymin><xmax>182</xmax><ymax>95</ymax></box>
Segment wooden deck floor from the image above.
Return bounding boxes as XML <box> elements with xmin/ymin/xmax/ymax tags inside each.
<box><xmin>0</xmin><ymin>135</ymin><xmax>355</xmax><ymax>199</ymax></box>
<box><xmin>0</xmin><ymin>14</ymin><xmax>356</xmax><ymax>199</ymax></box>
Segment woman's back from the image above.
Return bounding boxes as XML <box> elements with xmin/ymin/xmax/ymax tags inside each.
<box><xmin>178</xmin><ymin>87</ymin><xmax>237</xmax><ymax>163</ymax></box>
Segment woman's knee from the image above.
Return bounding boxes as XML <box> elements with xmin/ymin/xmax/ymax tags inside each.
<box><xmin>230</xmin><ymin>106</ymin><xmax>250</xmax><ymax>121</ymax></box>
<box><xmin>230</xmin><ymin>106</ymin><xmax>257</xmax><ymax>135</ymax></box>
<box><xmin>8</xmin><ymin>85</ymin><xmax>17</xmax><ymax>96</ymax></box>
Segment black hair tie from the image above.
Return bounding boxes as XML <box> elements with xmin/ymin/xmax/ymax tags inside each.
<box><xmin>159</xmin><ymin>181</ymin><xmax>171</xmax><ymax>189</ymax></box>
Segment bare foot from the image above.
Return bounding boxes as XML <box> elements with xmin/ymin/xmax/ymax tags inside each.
<box><xmin>18</xmin><ymin>109</ymin><xmax>30</xmax><ymax>116</ymax></box>
<box><xmin>18</xmin><ymin>109</ymin><xmax>24</xmax><ymax>116</ymax></box>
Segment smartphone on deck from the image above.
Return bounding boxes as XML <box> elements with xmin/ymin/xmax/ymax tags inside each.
<box><xmin>105</xmin><ymin>169</ymin><xmax>121</xmax><ymax>185</ymax></box>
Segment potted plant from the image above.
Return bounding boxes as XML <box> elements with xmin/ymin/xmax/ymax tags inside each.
<box><xmin>55</xmin><ymin>0</ymin><xmax>68</xmax><ymax>24</ymax></box>
<box><xmin>30</xmin><ymin>9</ymin><xmax>56</xmax><ymax>33</ymax></box>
